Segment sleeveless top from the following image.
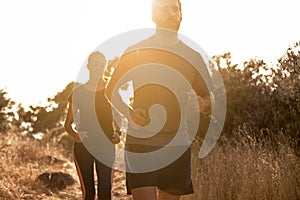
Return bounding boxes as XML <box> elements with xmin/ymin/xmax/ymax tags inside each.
<box><xmin>69</xmin><ymin>85</ymin><xmax>113</xmax><ymax>141</ymax></box>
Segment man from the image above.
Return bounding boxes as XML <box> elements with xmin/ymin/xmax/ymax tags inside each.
<box><xmin>105</xmin><ymin>0</ymin><xmax>213</xmax><ymax>199</ymax></box>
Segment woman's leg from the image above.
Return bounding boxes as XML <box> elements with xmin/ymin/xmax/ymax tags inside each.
<box><xmin>74</xmin><ymin>142</ymin><xmax>96</xmax><ymax>200</ymax></box>
<box><xmin>95</xmin><ymin>160</ymin><xmax>113</xmax><ymax>200</ymax></box>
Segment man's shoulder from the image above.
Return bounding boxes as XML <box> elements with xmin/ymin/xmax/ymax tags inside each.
<box><xmin>125</xmin><ymin>36</ymin><xmax>155</xmax><ymax>52</ymax></box>
<box><xmin>179</xmin><ymin>40</ymin><xmax>203</xmax><ymax>57</ymax></box>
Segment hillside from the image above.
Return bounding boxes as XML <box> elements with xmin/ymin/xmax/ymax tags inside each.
<box><xmin>1</xmin><ymin>129</ymin><xmax>299</xmax><ymax>200</ymax></box>
<box><xmin>0</xmin><ymin>131</ymin><xmax>131</xmax><ymax>200</ymax></box>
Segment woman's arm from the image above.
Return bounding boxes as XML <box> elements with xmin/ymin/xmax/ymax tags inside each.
<box><xmin>111</xmin><ymin>120</ymin><xmax>121</xmax><ymax>144</ymax></box>
<box><xmin>64</xmin><ymin>102</ymin><xmax>82</xmax><ymax>143</ymax></box>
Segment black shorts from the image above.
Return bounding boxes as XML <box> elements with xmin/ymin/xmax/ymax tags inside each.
<box><xmin>125</xmin><ymin>144</ymin><xmax>193</xmax><ymax>195</ymax></box>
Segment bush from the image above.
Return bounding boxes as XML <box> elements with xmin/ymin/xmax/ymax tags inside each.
<box><xmin>212</xmin><ymin>41</ymin><xmax>300</xmax><ymax>149</ymax></box>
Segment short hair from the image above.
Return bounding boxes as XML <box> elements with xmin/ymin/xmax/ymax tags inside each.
<box><xmin>152</xmin><ymin>0</ymin><xmax>182</xmax><ymax>12</ymax></box>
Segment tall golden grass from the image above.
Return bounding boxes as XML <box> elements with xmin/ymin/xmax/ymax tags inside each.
<box><xmin>189</xmin><ymin>131</ymin><xmax>300</xmax><ymax>200</ymax></box>
<box><xmin>0</xmin><ymin>129</ymin><xmax>299</xmax><ymax>200</ymax></box>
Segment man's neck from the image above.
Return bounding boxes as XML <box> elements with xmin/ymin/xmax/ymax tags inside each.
<box><xmin>154</xmin><ymin>28</ymin><xmax>180</xmax><ymax>45</ymax></box>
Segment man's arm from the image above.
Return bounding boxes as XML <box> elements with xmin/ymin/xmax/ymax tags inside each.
<box><xmin>192</xmin><ymin>72</ymin><xmax>214</xmax><ymax>114</ymax></box>
<box><xmin>105</xmin><ymin>54</ymin><xmax>147</xmax><ymax>127</ymax></box>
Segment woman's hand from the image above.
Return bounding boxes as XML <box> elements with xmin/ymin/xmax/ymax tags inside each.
<box><xmin>73</xmin><ymin>134</ymin><xmax>82</xmax><ymax>143</ymax></box>
<box><xmin>111</xmin><ymin>130</ymin><xmax>121</xmax><ymax>144</ymax></box>
<box><xmin>73</xmin><ymin>131</ymin><xmax>88</xmax><ymax>143</ymax></box>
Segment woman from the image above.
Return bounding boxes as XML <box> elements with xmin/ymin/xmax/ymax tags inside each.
<box><xmin>64</xmin><ymin>51</ymin><xmax>120</xmax><ymax>200</ymax></box>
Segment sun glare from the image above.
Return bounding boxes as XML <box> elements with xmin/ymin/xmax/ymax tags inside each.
<box><xmin>0</xmin><ymin>0</ymin><xmax>299</xmax><ymax>108</ymax></box>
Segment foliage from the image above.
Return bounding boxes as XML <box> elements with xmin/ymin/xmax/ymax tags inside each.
<box><xmin>273</xmin><ymin>42</ymin><xmax>300</xmax><ymax>142</ymax></box>
<box><xmin>213</xmin><ymin>41</ymin><xmax>300</xmax><ymax>148</ymax></box>
<box><xmin>0</xmin><ymin>89</ymin><xmax>15</xmax><ymax>133</ymax></box>
<box><xmin>28</xmin><ymin>82</ymin><xmax>76</xmax><ymax>135</ymax></box>
<box><xmin>191</xmin><ymin>135</ymin><xmax>300</xmax><ymax>200</ymax></box>
<box><xmin>0</xmin><ymin>131</ymin><xmax>81</xmax><ymax>199</ymax></box>
<box><xmin>8</xmin><ymin>82</ymin><xmax>76</xmax><ymax>139</ymax></box>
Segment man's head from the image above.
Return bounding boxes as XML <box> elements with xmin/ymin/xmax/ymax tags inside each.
<box><xmin>152</xmin><ymin>0</ymin><xmax>182</xmax><ymax>31</ymax></box>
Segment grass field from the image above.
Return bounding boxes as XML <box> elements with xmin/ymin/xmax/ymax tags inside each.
<box><xmin>0</xmin><ymin>131</ymin><xmax>299</xmax><ymax>200</ymax></box>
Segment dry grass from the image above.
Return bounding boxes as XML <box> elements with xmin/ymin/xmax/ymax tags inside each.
<box><xmin>0</xmin><ymin>131</ymin><xmax>131</xmax><ymax>200</ymax></box>
<box><xmin>189</xmin><ymin>136</ymin><xmax>300</xmax><ymax>200</ymax></box>
<box><xmin>0</xmin><ymin>131</ymin><xmax>81</xmax><ymax>200</ymax></box>
<box><xmin>0</xmin><ymin>130</ymin><xmax>299</xmax><ymax>200</ymax></box>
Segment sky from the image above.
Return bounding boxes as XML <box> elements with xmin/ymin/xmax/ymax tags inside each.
<box><xmin>0</xmin><ymin>0</ymin><xmax>299</xmax><ymax>109</ymax></box>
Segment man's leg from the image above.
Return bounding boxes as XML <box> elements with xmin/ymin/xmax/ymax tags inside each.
<box><xmin>131</xmin><ymin>186</ymin><xmax>157</xmax><ymax>200</ymax></box>
<box><xmin>158</xmin><ymin>189</ymin><xmax>180</xmax><ymax>200</ymax></box>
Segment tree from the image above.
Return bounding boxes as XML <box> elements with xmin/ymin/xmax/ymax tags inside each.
<box><xmin>272</xmin><ymin>41</ymin><xmax>300</xmax><ymax>144</ymax></box>
<box><xmin>13</xmin><ymin>103</ymin><xmax>34</xmax><ymax>133</ymax></box>
<box><xmin>0</xmin><ymin>89</ymin><xmax>15</xmax><ymax>133</ymax></box>
<box><xmin>213</xmin><ymin>42</ymin><xmax>300</xmax><ymax>149</ymax></box>
<box><xmin>29</xmin><ymin>82</ymin><xmax>76</xmax><ymax>135</ymax></box>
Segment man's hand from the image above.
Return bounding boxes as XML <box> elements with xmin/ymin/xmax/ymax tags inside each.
<box><xmin>187</xmin><ymin>90</ymin><xmax>214</xmax><ymax>114</ymax></box>
<box><xmin>197</xmin><ymin>95</ymin><xmax>212</xmax><ymax>114</ymax></box>
<box><xmin>129</xmin><ymin>108</ymin><xmax>147</xmax><ymax>126</ymax></box>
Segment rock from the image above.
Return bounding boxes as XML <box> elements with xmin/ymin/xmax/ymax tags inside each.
<box><xmin>37</xmin><ymin>172</ymin><xmax>75</xmax><ymax>191</ymax></box>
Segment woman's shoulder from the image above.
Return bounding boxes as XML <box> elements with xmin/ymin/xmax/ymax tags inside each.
<box><xmin>72</xmin><ymin>83</ymin><xmax>85</xmax><ymax>92</ymax></box>
<box><xmin>69</xmin><ymin>83</ymin><xmax>86</xmax><ymax>100</ymax></box>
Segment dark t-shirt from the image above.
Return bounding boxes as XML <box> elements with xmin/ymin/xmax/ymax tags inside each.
<box><xmin>106</xmin><ymin>36</ymin><xmax>212</xmax><ymax>146</ymax></box>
